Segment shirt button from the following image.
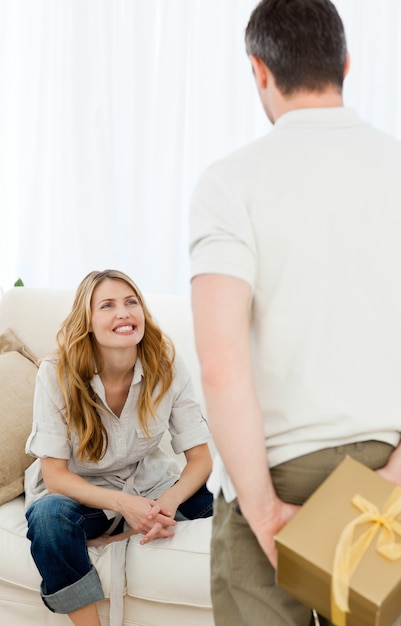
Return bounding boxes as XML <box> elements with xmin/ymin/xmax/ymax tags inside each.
<box><xmin>118</xmin><ymin>437</ymin><xmax>124</xmax><ymax>443</ymax></box>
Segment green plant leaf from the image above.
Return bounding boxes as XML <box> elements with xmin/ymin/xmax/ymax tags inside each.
<box><xmin>14</xmin><ymin>278</ymin><xmax>24</xmax><ymax>287</ymax></box>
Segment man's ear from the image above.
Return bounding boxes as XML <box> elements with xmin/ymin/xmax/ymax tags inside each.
<box><xmin>249</xmin><ymin>55</ymin><xmax>269</xmax><ymax>90</ymax></box>
<box><xmin>343</xmin><ymin>52</ymin><xmax>351</xmax><ymax>79</ymax></box>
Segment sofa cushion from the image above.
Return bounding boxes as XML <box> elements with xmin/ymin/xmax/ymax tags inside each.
<box><xmin>127</xmin><ymin>518</ymin><xmax>212</xmax><ymax>607</ymax></box>
<box><xmin>0</xmin><ymin>327</ymin><xmax>39</xmax><ymax>366</ymax></box>
<box><xmin>0</xmin><ymin>341</ymin><xmax>38</xmax><ymax>505</ymax></box>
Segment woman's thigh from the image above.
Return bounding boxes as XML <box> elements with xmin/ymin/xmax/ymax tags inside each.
<box><xmin>26</xmin><ymin>494</ymin><xmax>111</xmax><ymax>542</ymax></box>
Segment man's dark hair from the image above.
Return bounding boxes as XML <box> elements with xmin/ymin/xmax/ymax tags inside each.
<box><xmin>245</xmin><ymin>0</ymin><xmax>348</xmax><ymax>95</ymax></box>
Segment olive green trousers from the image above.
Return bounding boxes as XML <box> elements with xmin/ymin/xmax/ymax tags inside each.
<box><xmin>210</xmin><ymin>441</ymin><xmax>396</xmax><ymax>626</ymax></box>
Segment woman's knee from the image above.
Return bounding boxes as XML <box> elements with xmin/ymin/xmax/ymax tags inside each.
<box><xmin>26</xmin><ymin>495</ymin><xmax>82</xmax><ymax>543</ymax></box>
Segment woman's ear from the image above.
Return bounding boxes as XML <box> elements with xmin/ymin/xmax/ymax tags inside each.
<box><xmin>249</xmin><ymin>55</ymin><xmax>269</xmax><ymax>90</ymax></box>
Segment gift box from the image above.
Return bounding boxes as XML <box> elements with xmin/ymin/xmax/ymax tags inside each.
<box><xmin>275</xmin><ymin>456</ymin><xmax>401</xmax><ymax>626</ymax></box>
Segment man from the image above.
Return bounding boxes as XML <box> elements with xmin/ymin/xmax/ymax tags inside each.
<box><xmin>189</xmin><ymin>1</ymin><xmax>401</xmax><ymax>625</ymax></box>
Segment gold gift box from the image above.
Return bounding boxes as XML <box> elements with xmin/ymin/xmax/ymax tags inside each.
<box><xmin>275</xmin><ymin>456</ymin><xmax>401</xmax><ymax>626</ymax></box>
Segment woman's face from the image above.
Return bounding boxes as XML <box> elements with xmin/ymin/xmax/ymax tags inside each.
<box><xmin>90</xmin><ymin>279</ymin><xmax>145</xmax><ymax>354</ymax></box>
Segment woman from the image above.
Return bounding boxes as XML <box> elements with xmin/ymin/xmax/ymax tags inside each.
<box><xmin>25</xmin><ymin>269</ymin><xmax>213</xmax><ymax>626</ymax></box>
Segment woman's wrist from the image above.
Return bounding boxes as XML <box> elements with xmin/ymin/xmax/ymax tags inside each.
<box><xmin>111</xmin><ymin>490</ymin><xmax>132</xmax><ymax>516</ymax></box>
<box><xmin>158</xmin><ymin>485</ymin><xmax>184</xmax><ymax>511</ymax></box>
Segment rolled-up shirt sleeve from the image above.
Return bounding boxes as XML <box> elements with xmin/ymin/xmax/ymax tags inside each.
<box><xmin>168</xmin><ymin>355</ymin><xmax>211</xmax><ymax>455</ymax></box>
<box><xmin>25</xmin><ymin>358</ymin><xmax>71</xmax><ymax>460</ymax></box>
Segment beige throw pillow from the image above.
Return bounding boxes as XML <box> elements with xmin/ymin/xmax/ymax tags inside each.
<box><xmin>0</xmin><ymin>327</ymin><xmax>39</xmax><ymax>366</ymax></box>
<box><xmin>0</xmin><ymin>344</ymin><xmax>38</xmax><ymax>505</ymax></box>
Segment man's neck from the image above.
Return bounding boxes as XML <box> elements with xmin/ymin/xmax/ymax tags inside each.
<box><xmin>272</xmin><ymin>88</ymin><xmax>344</xmax><ymax>122</ymax></box>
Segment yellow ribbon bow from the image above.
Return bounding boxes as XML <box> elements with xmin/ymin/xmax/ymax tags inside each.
<box><xmin>331</xmin><ymin>486</ymin><xmax>401</xmax><ymax>626</ymax></box>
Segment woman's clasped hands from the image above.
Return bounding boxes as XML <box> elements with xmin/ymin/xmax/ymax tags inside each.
<box><xmin>87</xmin><ymin>493</ymin><xmax>176</xmax><ymax>548</ymax></box>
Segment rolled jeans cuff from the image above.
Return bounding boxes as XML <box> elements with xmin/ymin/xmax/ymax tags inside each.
<box><xmin>41</xmin><ymin>565</ymin><xmax>104</xmax><ymax>613</ymax></box>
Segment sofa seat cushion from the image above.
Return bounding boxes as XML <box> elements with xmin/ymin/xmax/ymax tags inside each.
<box><xmin>0</xmin><ymin>496</ymin><xmax>212</xmax><ymax>609</ymax></box>
<box><xmin>127</xmin><ymin>518</ymin><xmax>212</xmax><ymax>607</ymax></box>
<box><xmin>0</xmin><ymin>496</ymin><xmax>43</xmax><ymax>591</ymax></box>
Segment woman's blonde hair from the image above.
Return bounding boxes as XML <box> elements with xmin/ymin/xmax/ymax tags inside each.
<box><xmin>56</xmin><ymin>269</ymin><xmax>175</xmax><ymax>462</ymax></box>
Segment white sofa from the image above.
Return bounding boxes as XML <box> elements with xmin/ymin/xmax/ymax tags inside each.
<box><xmin>0</xmin><ymin>286</ymin><xmax>215</xmax><ymax>626</ymax></box>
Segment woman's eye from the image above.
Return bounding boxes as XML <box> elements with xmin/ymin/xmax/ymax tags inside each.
<box><xmin>101</xmin><ymin>302</ymin><xmax>113</xmax><ymax>309</ymax></box>
<box><xmin>127</xmin><ymin>299</ymin><xmax>138</xmax><ymax>306</ymax></box>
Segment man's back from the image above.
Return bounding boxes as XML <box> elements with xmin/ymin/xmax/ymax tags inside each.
<box><xmin>191</xmin><ymin>106</ymin><xmax>401</xmax><ymax>466</ymax></box>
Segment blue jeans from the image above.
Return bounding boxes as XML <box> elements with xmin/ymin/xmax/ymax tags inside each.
<box><xmin>26</xmin><ymin>495</ymin><xmax>110</xmax><ymax>612</ymax></box>
<box><xmin>177</xmin><ymin>483</ymin><xmax>213</xmax><ymax>519</ymax></box>
<box><xmin>25</xmin><ymin>484</ymin><xmax>213</xmax><ymax>614</ymax></box>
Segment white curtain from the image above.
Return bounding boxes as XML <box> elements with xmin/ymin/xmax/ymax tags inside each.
<box><xmin>1</xmin><ymin>0</ymin><xmax>400</xmax><ymax>294</ymax></box>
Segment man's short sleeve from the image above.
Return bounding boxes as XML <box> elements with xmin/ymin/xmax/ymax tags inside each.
<box><xmin>189</xmin><ymin>161</ymin><xmax>257</xmax><ymax>288</ymax></box>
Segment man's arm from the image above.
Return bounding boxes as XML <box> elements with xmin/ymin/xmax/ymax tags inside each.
<box><xmin>191</xmin><ymin>273</ymin><xmax>298</xmax><ymax>567</ymax></box>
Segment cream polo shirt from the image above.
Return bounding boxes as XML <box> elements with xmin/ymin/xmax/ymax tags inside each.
<box><xmin>190</xmin><ymin>107</ymin><xmax>401</xmax><ymax>501</ymax></box>
<box><xmin>25</xmin><ymin>353</ymin><xmax>210</xmax><ymax>513</ymax></box>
